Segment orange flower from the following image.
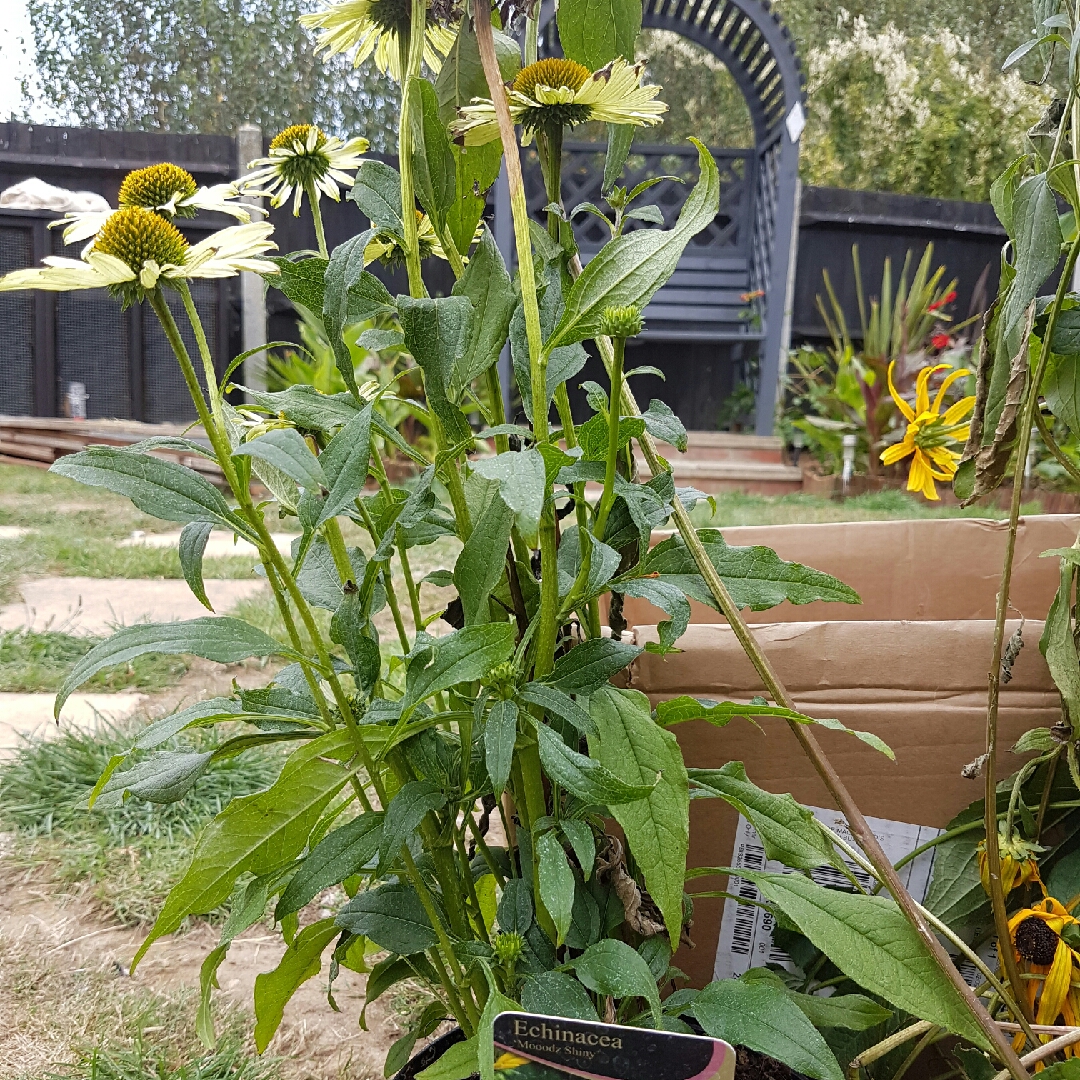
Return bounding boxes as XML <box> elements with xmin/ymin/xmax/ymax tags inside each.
<box><xmin>880</xmin><ymin>362</ymin><xmax>974</xmax><ymax>501</ymax></box>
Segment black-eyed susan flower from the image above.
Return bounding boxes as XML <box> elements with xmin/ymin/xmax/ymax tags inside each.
<box><xmin>879</xmin><ymin>361</ymin><xmax>974</xmax><ymax>501</ymax></box>
<box><xmin>977</xmin><ymin>825</ymin><xmax>1043</xmax><ymax>899</ymax></box>
<box><xmin>55</xmin><ymin>163</ymin><xmax>259</xmax><ymax>248</ymax></box>
<box><xmin>0</xmin><ymin>208</ymin><xmax>277</xmax><ymax>307</ymax></box>
<box><xmin>451</xmin><ymin>57</ymin><xmax>666</xmax><ymax>147</ymax></box>
<box><xmin>1005</xmin><ymin>897</ymin><xmax>1080</xmax><ymax>1042</ymax></box>
<box><xmin>300</xmin><ymin>0</ymin><xmax>458</xmax><ymax>81</ymax></box>
<box><xmin>240</xmin><ymin>124</ymin><xmax>369</xmax><ymax>216</ymax></box>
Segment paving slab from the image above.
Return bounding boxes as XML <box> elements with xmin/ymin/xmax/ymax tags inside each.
<box><xmin>119</xmin><ymin>529</ymin><xmax>298</xmax><ymax>560</ymax></box>
<box><xmin>0</xmin><ymin>576</ymin><xmax>267</xmax><ymax>635</ymax></box>
<box><xmin>0</xmin><ymin>691</ymin><xmax>146</xmax><ymax>755</ymax></box>
<box><xmin>0</xmin><ymin>526</ymin><xmax>29</xmax><ymax>541</ymax></box>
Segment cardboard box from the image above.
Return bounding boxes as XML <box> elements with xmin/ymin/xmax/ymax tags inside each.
<box><xmin>621</xmin><ymin>517</ymin><xmax>1079</xmax><ymax>988</ymax></box>
<box><xmin>613</xmin><ymin>515</ymin><xmax>1080</xmax><ymax>627</ymax></box>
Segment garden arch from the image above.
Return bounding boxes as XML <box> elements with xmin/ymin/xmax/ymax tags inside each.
<box><xmin>498</xmin><ymin>0</ymin><xmax>806</xmax><ymax>434</ymax></box>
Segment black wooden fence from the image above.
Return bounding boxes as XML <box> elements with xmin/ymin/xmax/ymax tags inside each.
<box><xmin>0</xmin><ymin>122</ymin><xmax>1007</xmax><ymax>429</ymax></box>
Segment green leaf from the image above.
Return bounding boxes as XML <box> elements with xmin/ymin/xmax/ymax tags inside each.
<box><xmin>242</xmin><ymin>384</ymin><xmax>360</xmax><ymax>432</ymax></box>
<box><xmin>616</xmin><ymin>578</ymin><xmax>689</xmax><ymax>653</ymax></box>
<box><xmin>1042</xmin><ymin>553</ymin><xmax>1080</xmax><ymax>721</ymax></box>
<box><xmin>330</xmin><ymin>590</ymin><xmax>380</xmax><ymax>693</ymax></box>
<box><xmin>408</xmin><ymin>76</ymin><xmax>456</xmax><ymax>231</ymax></box>
<box><xmin>955</xmin><ymin>1048</ymin><xmax>998</xmax><ymax>1080</ymax></box>
<box><xmin>323</xmin><ymin>229</ymin><xmax>385</xmax><ymax>396</ymax></box>
<box><xmin>484</xmin><ymin>698</ymin><xmax>518</xmax><ymax>796</ymax></box>
<box><xmin>264</xmin><ymin>255</ymin><xmax>328</xmax><ymax>314</ymax></box>
<box><xmin>451</xmin><ymin>228</ymin><xmax>517</xmax><ymax>396</ymax></box>
<box><xmin>531</xmin><ymin>716</ymin><xmax>657</xmax><ymax>806</ymax></box>
<box><xmin>316</xmin><ymin>404</ymin><xmax>374</xmax><ymax>526</ymax></box>
<box><xmin>544</xmin><ymin>638</ymin><xmax>643</xmax><ymax>695</ymax></box>
<box><xmin>336</xmin><ymin>881</ymin><xmax>439</xmax><ymax>954</ymax></box>
<box><xmin>276</xmin><ymin>811</ymin><xmax>384</xmax><ymax>919</ymax></box>
<box><xmin>561</xmin><ymin>820</ymin><xmax>596</xmax><ymax>880</ymax></box>
<box><xmin>520</xmin><ymin>971</ymin><xmax>600</xmax><ymax>1021</ymax></box>
<box><xmin>296</xmin><ymin>538</ymin><xmax>367</xmax><ymax>610</ymax></box>
<box><xmin>350</xmin><ymin>160</ymin><xmax>404</xmax><ymax>237</ymax></box>
<box><xmin>1046</xmin><ymin>352</ymin><xmax>1080</xmax><ymax>437</ymax></box>
<box><xmin>234</xmin><ymin>427</ymin><xmax>326</xmax><ymax>492</ymax></box>
<box><xmin>254</xmin><ymin>917</ymin><xmax>339</xmax><ymax>1052</ymax></box>
<box><xmin>50</xmin><ymin>447</ymin><xmax>249</xmax><ymax>536</ymax></box>
<box><xmin>536</xmin><ymin>829</ymin><xmax>576</xmax><ymax>945</ymax></box>
<box><xmin>788</xmin><ymin>991</ymin><xmax>893</xmax><ymax>1031</ymax></box>
<box><xmin>454</xmin><ymin>491</ymin><xmax>514</xmax><ymax>624</ymax></box>
<box><xmin>558</xmin><ymin>0</ymin><xmax>641</xmax><ymax>69</ymax></box>
<box><xmin>97</xmin><ymin>750</ymin><xmax>212</xmax><ymax>805</ymax></box>
<box><xmin>416</xmin><ymin>1037</ymin><xmax>479</xmax><ymax>1080</ymax></box>
<box><xmin>478</xmin><ymin>986</ymin><xmax>521</xmax><ymax>1080</ymax></box>
<box><xmin>179</xmin><ymin>521</ymin><xmax>214</xmax><ymax>612</ymax></box>
<box><xmin>692</xmin><ymin>978</ymin><xmax>842</xmax><ymax>1080</ymax></box>
<box><xmin>398</xmin><ymin>294</ymin><xmax>475</xmax><ymax>444</ymax></box>
<box><xmin>736</xmin><ymin>869</ymin><xmax>992</xmax><ymax>1049</ymax></box>
<box><xmin>991</xmin><ymin>156</ymin><xmax>1029</xmax><ymax>238</ymax></box>
<box><xmin>472</xmin><ymin>449</ymin><xmax>547</xmax><ymax>549</ymax></box>
<box><xmin>545</xmin><ymin>140</ymin><xmax>718</xmax><ymax>352</ymax></box>
<box><xmin>519</xmin><ymin>683</ymin><xmax>597</xmax><ymax>737</ymax></box>
<box><xmin>603</xmin><ymin>123</ymin><xmax>635</xmax><ymax>193</ymax></box>
<box><xmin>379</xmin><ymin>780</ymin><xmax>447</xmax><ymax>872</ymax></box>
<box><xmin>578</xmin><ymin>414</ymin><xmax>645</xmax><ymax>461</ymax></box>
<box><xmin>133</xmin><ymin>731</ymin><xmax>353</xmax><ymax>968</ymax></box>
<box><xmin>57</xmin><ymin>617</ymin><xmax>284</xmax><ymax>718</ymax></box>
<box><xmin>688</xmin><ymin>763</ymin><xmax>837</xmax><ymax>872</ymax></box>
<box><xmin>570</xmin><ymin>938</ymin><xmax>660</xmax><ymax>1023</ymax></box>
<box><xmin>1002</xmin><ymin>172</ymin><xmax>1062</xmax><ymax>359</ymax></box>
<box><xmin>1049</xmin><ymin>849</ymin><xmax>1080</xmax><ymax>905</ymax></box>
<box><xmin>434</xmin><ymin>17</ymin><xmax>519</xmax><ymax>122</ymax></box>
<box><xmin>588</xmin><ymin>686</ymin><xmax>689</xmax><ymax>946</ymax></box>
<box><xmin>642</xmin><ymin>399</ymin><xmax>688</xmax><ymax>451</ymax></box>
<box><xmin>402</xmin><ymin>623</ymin><xmax>515</xmax><ymax>714</ymax></box>
<box><xmin>558</xmin><ymin>527</ymin><xmax>621</xmax><ymax>600</ymax></box>
<box><xmin>637</xmin><ymin>530</ymin><xmax>861</xmax><ymax>611</ymax></box>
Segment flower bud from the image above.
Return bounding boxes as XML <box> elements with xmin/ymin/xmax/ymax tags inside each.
<box><xmin>599</xmin><ymin>304</ymin><xmax>644</xmax><ymax>339</ymax></box>
<box><xmin>494</xmin><ymin>931</ymin><xmax>524</xmax><ymax>965</ymax></box>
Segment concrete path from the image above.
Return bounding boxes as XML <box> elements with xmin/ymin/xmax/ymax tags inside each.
<box><xmin>0</xmin><ymin>576</ymin><xmax>267</xmax><ymax>635</ymax></box>
<box><xmin>119</xmin><ymin>529</ymin><xmax>298</xmax><ymax>560</ymax></box>
<box><xmin>0</xmin><ymin>691</ymin><xmax>146</xmax><ymax>756</ymax></box>
<box><xmin>0</xmin><ymin>526</ymin><xmax>29</xmax><ymax>541</ymax></box>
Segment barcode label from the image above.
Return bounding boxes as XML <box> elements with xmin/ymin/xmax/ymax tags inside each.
<box><xmin>714</xmin><ymin>807</ymin><xmax>945</xmax><ymax>982</ymax></box>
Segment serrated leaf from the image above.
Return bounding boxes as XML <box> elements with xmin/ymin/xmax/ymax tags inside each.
<box><xmin>133</xmin><ymin>731</ymin><xmax>353</xmax><ymax>969</ymax></box>
<box><xmin>543</xmin><ymin>638</ymin><xmax>643</xmax><ymax>695</ymax></box>
<box><xmin>692</xmin><ymin>978</ymin><xmax>842</xmax><ymax>1080</ymax></box>
<box><xmin>402</xmin><ymin>623</ymin><xmax>515</xmax><ymax>714</ymax></box>
<box><xmin>737</xmin><ymin>869</ymin><xmax>992</xmax><ymax>1049</ymax></box>
<box><xmin>484</xmin><ymin>699</ymin><xmax>518</xmax><ymax>796</ymax></box>
<box><xmin>520</xmin><ymin>971</ymin><xmax>600</xmax><ymax>1021</ymax></box>
<box><xmin>454</xmin><ymin>491</ymin><xmax>514</xmax><ymax>624</ymax></box>
<box><xmin>276</xmin><ymin>811</ymin><xmax>384</xmax><ymax>919</ymax></box>
<box><xmin>96</xmin><ymin>750</ymin><xmax>212</xmax><ymax>805</ymax></box>
<box><xmin>316</xmin><ymin>404</ymin><xmax>373</xmax><ymax>525</ymax></box>
<box><xmin>472</xmin><ymin>449</ymin><xmax>546</xmax><ymax>548</ymax></box>
<box><xmin>50</xmin><ymin>447</ymin><xmax>249</xmax><ymax>536</ymax></box>
<box><xmin>179</xmin><ymin>521</ymin><xmax>215</xmax><ymax>611</ymax></box>
<box><xmin>57</xmin><ymin>617</ymin><xmax>284</xmax><ymax>718</ymax></box>
<box><xmin>588</xmin><ymin>686</ymin><xmax>689</xmax><ymax>947</ymax></box>
<box><xmin>615</xmin><ymin>577</ymin><xmax>689</xmax><ymax>653</ymax></box>
<box><xmin>557</xmin><ymin>527</ymin><xmax>621</xmax><ymax>601</ymax></box>
<box><xmin>537</xmin><ymin>829</ymin><xmax>576</xmax><ymax>945</ymax></box>
<box><xmin>242</xmin><ymin>384</ymin><xmax>361</xmax><ymax>432</ymax></box>
<box><xmin>637</xmin><ymin>530</ymin><xmax>861</xmax><ymax>612</ymax></box>
<box><xmin>264</xmin><ymin>255</ymin><xmax>328</xmax><ymax>314</ymax></box>
<box><xmin>545</xmin><ymin>141</ymin><xmax>719</xmax><ymax>351</ymax></box>
<box><xmin>642</xmin><ymin>399</ymin><xmax>688</xmax><ymax>451</ymax></box>
<box><xmin>234</xmin><ymin>427</ymin><xmax>326</xmax><ymax>492</ymax></box>
<box><xmin>570</xmin><ymin>938</ymin><xmax>660</xmax><ymax>1023</ymax></box>
<box><xmin>336</xmin><ymin>881</ymin><xmax>439</xmax><ymax>954</ymax></box>
<box><xmin>254</xmin><ymin>918</ymin><xmax>339</xmax><ymax>1052</ymax></box>
<box><xmin>451</xmin><ymin>228</ymin><xmax>517</xmax><ymax>395</ymax></box>
<box><xmin>531</xmin><ymin>716</ymin><xmax>657</xmax><ymax>806</ymax></box>
<box><xmin>350</xmin><ymin>160</ymin><xmax>404</xmax><ymax>236</ymax></box>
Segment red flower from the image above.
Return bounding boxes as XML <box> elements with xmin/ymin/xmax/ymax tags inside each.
<box><xmin>927</xmin><ymin>290</ymin><xmax>958</xmax><ymax>313</ymax></box>
<box><xmin>931</xmin><ymin>332</ymin><xmax>951</xmax><ymax>350</ymax></box>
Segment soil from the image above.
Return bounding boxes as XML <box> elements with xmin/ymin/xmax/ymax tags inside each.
<box><xmin>735</xmin><ymin>1046</ymin><xmax>807</xmax><ymax>1080</ymax></box>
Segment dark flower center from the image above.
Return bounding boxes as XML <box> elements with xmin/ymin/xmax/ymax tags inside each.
<box><xmin>367</xmin><ymin>0</ymin><xmax>412</xmax><ymax>35</ymax></box>
<box><xmin>1015</xmin><ymin>916</ymin><xmax>1061</xmax><ymax>966</ymax></box>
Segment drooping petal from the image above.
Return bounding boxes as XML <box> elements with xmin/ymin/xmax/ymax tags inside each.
<box><xmin>931</xmin><ymin>367</ymin><xmax>972</xmax><ymax>415</ymax></box>
<box><xmin>886</xmin><ymin>360</ymin><xmax>915</xmax><ymax>423</ymax></box>
<box><xmin>881</xmin><ymin>433</ymin><xmax>916</xmax><ymax>465</ymax></box>
<box><xmin>942</xmin><ymin>395</ymin><xmax>977</xmax><ymax>426</ymax></box>
<box><xmin>915</xmin><ymin>363</ymin><xmax>950</xmax><ymax>416</ymax></box>
<box><xmin>451</xmin><ymin>101</ymin><xmax>503</xmax><ymax>146</ymax></box>
<box><xmin>53</xmin><ymin>209</ymin><xmax>112</xmax><ymax>244</ymax></box>
<box><xmin>1038</xmin><ymin>939</ymin><xmax>1075</xmax><ymax>1025</ymax></box>
<box><xmin>908</xmin><ymin>449</ymin><xmax>940</xmax><ymax>500</ymax></box>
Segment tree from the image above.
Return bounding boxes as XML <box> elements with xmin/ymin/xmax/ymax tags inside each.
<box><xmin>24</xmin><ymin>0</ymin><xmax>399</xmax><ymax>148</ymax></box>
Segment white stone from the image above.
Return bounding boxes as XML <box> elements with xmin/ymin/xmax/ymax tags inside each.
<box><xmin>0</xmin><ymin>526</ymin><xmax>30</xmax><ymax>541</ymax></box>
<box><xmin>119</xmin><ymin>529</ymin><xmax>298</xmax><ymax>561</ymax></box>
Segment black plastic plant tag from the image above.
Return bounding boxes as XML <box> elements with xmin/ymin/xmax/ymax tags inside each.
<box><xmin>492</xmin><ymin>1012</ymin><xmax>735</xmax><ymax>1080</ymax></box>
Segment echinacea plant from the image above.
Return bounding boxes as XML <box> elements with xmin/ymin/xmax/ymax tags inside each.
<box><xmin>21</xmin><ymin>2</ymin><xmax>1080</xmax><ymax>1080</ymax></box>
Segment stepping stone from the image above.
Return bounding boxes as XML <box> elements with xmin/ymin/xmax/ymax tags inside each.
<box><xmin>119</xmin><ymin>529</ymin><xmax>298</xmax><ymax>560</ymax></box>
<box><xmin>0</xmin><ymin>576</ymin><xmax>267</xmax><ymax>636</ymax></box>
<box><xmin>0</xmin><ymin>691</ymin><xmax>146</xmax><ymax>756</ymax></box>
<box><xmin>0</xmin><ymin>526</ymin><xmax>29</xmax><ymax>541</ymax></box>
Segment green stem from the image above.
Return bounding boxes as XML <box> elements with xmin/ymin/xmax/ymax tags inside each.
<box><xmin>323</xmin><ymin>517</ymin><xmax>355</xmax><ymax>583</ymax></box>
<box><xmin>593</xmin><ymin>336</ymin><xmax>625</xmax><ymax>541</ymax></box>
<box><xmin>398</xmin><ymin>6</ymin><xmax>427</xmax><ymax>301</ymax></box>
<box><xmin>176</xmin><ymin>281</ymin><xmax>226</xmax><ymax>436</ymax></box>
<box><xmin>1034</xmin><ymin>407</ymin><xmax>1080</xmax><ymax>487</ymax></box>
<box><xmin>305</xmin><ymin>181</ymin><xmax>329</xmax><ymax>259</ymax></box>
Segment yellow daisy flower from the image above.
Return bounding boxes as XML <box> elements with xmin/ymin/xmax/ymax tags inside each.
<box><xmin>451</xmin><ymin>57</ymin><xmax>666</xmax><ymax>147</ymax></box>
<box><xmin>300</xmin><ymin>0</ymin><xmax>458</xmax><ymax>82</ymax></box>
<box><xmin>880</xmin><ymin>361</ymin><xmax>974</xmax><ymax>501</ymax></box>
<box><xmin>977</xmin><ymin>825</ymin><xmax>1043</xmax><ymax>899</ymax></box>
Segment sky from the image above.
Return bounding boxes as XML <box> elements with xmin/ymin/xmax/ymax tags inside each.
<box><xmin>0</xmin><ymin>1</ymin><xmax>37</xmax><ymax>120</ymax></box>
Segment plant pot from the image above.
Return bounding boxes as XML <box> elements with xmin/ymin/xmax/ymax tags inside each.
<box><xmin>394</xmin><ymin>1026</ymin><xmax>807</xmax><ymax>1080</ymax></box>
